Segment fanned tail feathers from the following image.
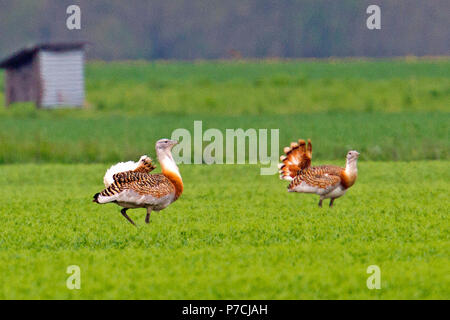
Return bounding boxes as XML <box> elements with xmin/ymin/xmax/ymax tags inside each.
<box><xmin>133</xmin><ymin>156</ymin><xmax>156</xmax><ymax>173</ymax></box>
<box><xmin>279</xmin><ymin>139</ymin><xmax>312</xmax><ymax>180</ymax></box>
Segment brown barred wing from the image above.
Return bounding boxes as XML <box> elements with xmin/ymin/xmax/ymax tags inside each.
<box><xmin>302</xmin><ymin>171</ymin><xmax>341</xmax><ymax>189</ymax></box>
<box><xmin>96</xmin><ymin>170</ymin><xmax>145</xmax><ymax>198</ymax></box>
<box><xmin>289</xmin><ymin>165</ymin><xmax>343</xmax><ymax>192</ymax></box>
<box><xmin>94</xmin><ymin>172</ymin><xmax>175</xmax><ymax>204</ymax></box>
<box><xmin>113</xmin><ymin>171</ymin><xmax>175</xmax><ymax>197</ymax></box>
<box><xmin>310</xmin><ymin>165</ymin><xmax>343</xmax><ymax>177</ymax></box>
<box><xmin>95</xmin><ymin>178</ymin><xmax>125</xmax><ymax>200</ymax></box>
<box><xmin>125</xmin><ymin>174</ymin><xmax>176</xmax><ymax>198</ymax></box>
<box><xmin>112</xmin><ymin>171</ymin><xmax>148</xmax><ymax>184</ymax></box>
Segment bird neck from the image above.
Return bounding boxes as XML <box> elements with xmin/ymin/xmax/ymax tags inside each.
<box><xmin>345</xmin><ymin>158</ymin><xmax>358</xmax><ymax>173</ymax></box>
<box><xmin>157</xmin><ymin>149</ymin><xmax>183</xmax><ymax>198</ymax></box>
<box><xmin>343</xmin><ymin>158</ymin><xmax>358</xmax><ymax>188</ymax></box>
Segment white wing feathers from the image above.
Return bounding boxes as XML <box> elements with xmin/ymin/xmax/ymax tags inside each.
<box><xmin>103</xmin><ymin>155</ymin><xmax>150</xmax><ymax>188</ymax></box>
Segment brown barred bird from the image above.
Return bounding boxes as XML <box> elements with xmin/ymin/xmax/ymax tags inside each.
<box><xmin>279</xmin><ymin>139</ymin><xmax>359</xmax><ymax>207</ymax></box>
<box><xmin>93</xmin><ymin>139</ymin><xmax>183</xmax><ymax>226</ymax></box>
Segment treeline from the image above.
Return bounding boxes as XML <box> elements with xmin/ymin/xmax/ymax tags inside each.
<box><xmin>0</xmin><ymin>0</ymin><xmax>449</xmax><ymax>60</ymax></box>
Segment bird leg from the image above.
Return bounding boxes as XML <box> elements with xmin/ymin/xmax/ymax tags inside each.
<box><xmin>145</xmin><ymin>208</ymin><xmax>152</xmax><ymax>224</ymax></box>
<box><xmin>318</xmin><ymin>199</ymin><xmax>323</xmax><ymax>208</ymax></box>
<box><xmin>329</xmin><ymin>198</ymin><xmax>335</xmax><ymax>208</ymax></box>
<box><xmin>121</xmin><ymin>208</ymin><xmax>136</xmax><ymax>226</ymax></box>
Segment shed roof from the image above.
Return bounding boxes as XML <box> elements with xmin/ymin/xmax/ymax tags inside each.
<box><xmin>0</xmin><ymin>42</ymin><xmax>87</xmax><ymax>69</ymax></box>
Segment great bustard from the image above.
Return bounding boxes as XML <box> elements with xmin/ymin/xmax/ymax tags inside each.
<box><xmin>279</xmin><ymin>139</ymin><xmax>359</xmax><ymax>207</ymax></box>
<box><xmin>93</xmin><ymin>139</ymin><xmax>183</xmax><ymax>225</ymax></box>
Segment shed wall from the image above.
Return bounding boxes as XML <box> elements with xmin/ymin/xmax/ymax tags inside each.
<box><xmin>38</xmin><ymin>50</ymin><xmax>84</xmax><ymax>108</ymax></box>
<box><xmin>4</xmin><ymin>58</ymin><xmax>40</xmax><ymax>106</ymax></box>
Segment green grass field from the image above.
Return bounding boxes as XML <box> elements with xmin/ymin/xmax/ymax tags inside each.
<box><xmin>0</xmin><ymin>162</ymin><xmax>448</xmax><ymax>299</ymax></box>
<box><xmin>0</xmin><ymin>112</ymin><xmax>447</xmax><ymax>163</ymax></box>
<box><xmin>0</xmin><ymin>59</ymin><xmax>449</xmax><ymax>299</ymax></box>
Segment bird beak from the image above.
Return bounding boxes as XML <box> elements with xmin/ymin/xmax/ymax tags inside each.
<box><xmin>170</xmin><ymin>140</ymin><xmax>178</xmax><ymax>146</ymax></box>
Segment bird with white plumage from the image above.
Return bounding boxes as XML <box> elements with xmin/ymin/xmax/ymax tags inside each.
<box><xmin>93</xmin><ymin>139</ymin><xmax>183</xmax><ymax>226</ymax></box>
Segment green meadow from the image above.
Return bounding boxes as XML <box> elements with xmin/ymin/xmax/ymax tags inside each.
<box><xmin>0</xmin><ymin>59</ymin><xmax>449</xmax><ymax>299</ymax></box>
<box><xmin>0</xmin><ymin>162</ymin><xmax>448</xmax><ymax>299</ymax></box>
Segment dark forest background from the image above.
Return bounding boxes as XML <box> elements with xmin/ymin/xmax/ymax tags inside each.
<box><xmin>0</xmin><ymin>0</ymin><xmax>449</xmax><ymax>60</ymax></box>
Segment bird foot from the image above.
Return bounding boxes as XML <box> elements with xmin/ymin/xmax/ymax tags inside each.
<box><xmin>121</xmin><ymin>208</ymin><xmax>137</xmax><ymax>226</ymax></box>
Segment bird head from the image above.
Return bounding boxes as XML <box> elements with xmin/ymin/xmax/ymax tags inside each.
<box><xmin>346</xmin><ymin>150</ymin><xmax>360</xmax><ymax>161</ymax></box>
<box><xmin>156</xmin><ymin>139</ymin><xmax>178</xmax><ymax>153</ymax></box>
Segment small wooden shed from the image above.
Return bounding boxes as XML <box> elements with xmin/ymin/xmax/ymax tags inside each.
<box><xmin>0</xmin><ymin>42</ymin><xmax>86</xmax><ymax>108</ymax></box>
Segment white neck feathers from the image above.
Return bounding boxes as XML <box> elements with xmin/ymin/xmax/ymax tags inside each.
<box><xmin>345</xmin><ymin>158</ymin><xmax>358</xmax><ymax>176</ymax></box>
<box><xmin>157</xmin><ymin>149</ymin><xmax>181</xmax><ymax>178</ymax></box>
